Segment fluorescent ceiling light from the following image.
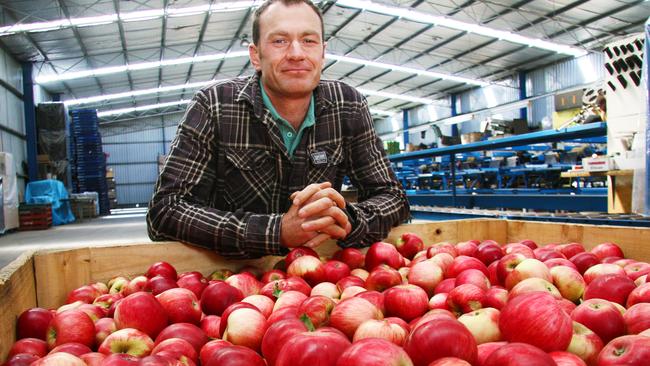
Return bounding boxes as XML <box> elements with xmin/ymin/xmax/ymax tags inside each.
<box><xmin>35</xmin><ymin>51</ymin><xmax>248</xmax><ymax>83</ymax></box>
<box><xmin>37</xmin><ymin>51</ymin><xmax>485</xmax><ymax>86</ymax></box>
<box><xmin>328</xmin><ymin>54</ymin><xmax>487</xmax><ymax>86</ymax></box>
<box><xmin>0</xmin><ymin>1</ymin><xmax>256</xmax><ymax>36</ymax></box>
<box><xmin>358</xmin><ymin>88</ymin><xmax>435</xmax><ymax>104</ymax></box>
<box><xmin>369</xmin><ymin>108</ymin><xmax>393</xmax><ymax>116</ymax></box>
<box><xmin>97</xmin><ymin>100</ymin><xmax>190</xmax><ymax>117</ymax></box>
<box><xmin>64</xmin><ymin>81</ymin><xmax>217</xmax><ymax>106</ymax></box>
<box><xmin>336</xmin><ymin>0</ymin><xmax>588</xmax><ymax>57</ymax></box>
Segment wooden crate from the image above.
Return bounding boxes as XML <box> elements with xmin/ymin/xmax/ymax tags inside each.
<box><xmin>2</xmin><ymin>219</ymin><xmax>650</xmax><ymax>360</ymax></box>
<box><xmin>18</xmin><ymin>204</ymin><xmax>52</xmax><ymax>231</ymax></box>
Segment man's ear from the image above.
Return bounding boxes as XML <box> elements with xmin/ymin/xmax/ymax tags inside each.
<box><xmin>249</xmin><ymin>43</ymin><xmax>262</xmax><ymax>72</ymax></box>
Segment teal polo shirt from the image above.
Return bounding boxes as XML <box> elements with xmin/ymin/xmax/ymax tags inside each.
<box><xmin>260</xmin><ymin>80</ymin><xmax>315</xmax><ymax>157</ymax></box>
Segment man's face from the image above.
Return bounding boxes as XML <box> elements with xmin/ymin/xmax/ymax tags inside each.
<box><xmin>249</xmin><ymin>2</ymin><xmax>325</xmax><ymax>99</ymax></box>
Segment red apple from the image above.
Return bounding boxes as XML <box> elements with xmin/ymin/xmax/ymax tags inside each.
<box><xmin>287</xmin><ymin>255</ymin><xmax>326</xmax><ymax>286</ymax></box>
<box><xmin>446</xmin><ymin>256</ymin><xmax>488</xmax><ymax>278</ymax></box>
<box><xmin>200</xmin><ymin>282</ymin><xmax>244</xmax><ymax>316</ymax></box>
<box><xmin>504</xmin><ymin>258</ymin><xmax>551</xmax><ymax>290</ymax></box>
<box><xmin>177</xmin><ymin>273</ymin><xmax>209</xmax><ymax>298</ymax></box>
<box><xmin>79</xmin><ymin>353</ymin><xmax>106</xmax><ymax>366</ymax></box>
<box><xmin>566</xmin><ymin>321</ymin><xmax>604</xmax><ymax>366</ymax></box>
<box><xmin>383</xmin><ymin>284</ymin><xmax>428</xmax><ymax>322</ymax></box>
<box><xmin>333</xmin><ymin>248</ymin><xmax>365</xmax><ymax>270</ymax></box>
<box><xmin>155</xmin><ymin>323</ymin><xmax>207</xmax><ymax>354</ymax></box>
<box><xmin>297</xmin><ymin>295</ymin><xmax>336</xmax><ymax>328</ymax></box>
<box><xmin>583</xmin><ymin>263</ymin><xmax>626</xmax><ymax>284</ymax></box>
<box><xmin>99</xmin><ymin>353</ymin><xmax>140</xmax><ymax>366</ymax></box>
<box><xmin>583</xmin><ymin>274</ymin><xmax>635</xmax><ymax>306</ymax></box>
<box><xmin>336</xmin><ymin>338</ymin><xmax>413</xmax><ymax>366</ymax></box>
<box><xmin>94</xmin><ymin>293</ymin><xmax>124</xmax><ymax>311</ymax></box>
<box><xmin>428</xmin><ymin>293</ymin><xmax>450</xmax><ymax>311</ymax></box>
<box><xmin>266</xmin><ymin>305</ymin><xmax>299</xmax><ymax>324</ymax></box>
<box><xmin>355</xmin><ymin>290</ymin><xmax>385</xmax><ymax>314</ymax></box>
<box><xmin>208</xmin><ymin>268</ymin><xmax>234</xmax><ymax>281</ymax></box>
<box><xmin>16</xmin><ymin>308</ymin><xmax>54</xmax><ymax>340</ymax></box>
<box><xmin>476</xmin><ymin>342</ymin><xmax>507</xmax><ymax>366</ymax></box>
<box><xmin>204</xmin><ymin>345</ymin><xmax>266</xmax><ymax>366</ymax></box>
<box><xmin>427</xmin><ymin>242</ymin><xmax>458</xmax><ymax>258</ymax></box>
<box><xmin>322</xmin><ymin>260</ymin><xmax>351</xmax><ymax>284</ymax></box>
<box><xmin>366</xmin><ymin>242</ymin><xmax>404</xmax><ymax>271</ymax></box>
<box><xmin>31</xmin><ymin>353</ymin><xmax>85</xmax><ymax>366</ymax></box>
<box><xmin>122</xmin><ymin>275</ymin><xmax>151</xmax><ymax>296</ymax></box>
<box><xmin>46</xmin><ymin>310</ymin><xmax>95</xmax><ymax>349</ymax></box>
<box><xmin>139</xmin><ymin>354</ymin><xmax>178</xmax><ymax>366</ymax></box>
<box><xmin>365</xmin><ymin>265</ymin><xmax>402</xmax><ymax>292</ymax></box>
<box><xmin>274</xmin><ymin>328</ymin><xmax>351</xmax><ymax>366</ymax></box>
<box><xmin>95</xmin><ymin>317</ymin><xmax>117</xmax><ymax>346</ymax></box>
<box><xmin>148</xmin><ymin>276</ymin><xmax>178</xmax><ymax>296</ymax></box>
<box><xmin>428</xmin><ymin>253</ymin><xmax>455</xmax><ymax>275</ymax></box>
<box><xmin>156</xmin><ymin>288</ymin><xmax>202</xmax><ymax>324</ymax></box>
<box><xmin>544</xmin><ymin>258</ymin><xmax>577</xmax><ymax>270</ymax></box>
<box><xmin>4</xmin><ymin>353</ymin><xmax>40</xmax><ymax>366</ymax></box>
<box><xmin>624</xmin><ymin>303</ymin><xmax>650</xmax><ymax>334</ymax></box>
<box><xmin>8</xmin><ymin>338</ymin><xmax>48</xmax><ymax>358</ymax></box>
<box><xmin>456</xmin><ymin>241</ymin><xmax>478</xmax><ymax>257</ymax></box>
<box><xmin>330</xmin><ymin>297</ymin><xmax>383</xmax><ymax>339</ymax></box>
<box><xmin>285</xmin><ymin>247</ymin><xmax>319</xmax><ymax>266</ymax></box>
<box><xmin>455</xmin><ymin>269</ymin><xmax>490</xmax><ymax>291</ymax></box>
<box><xmin>200</xmin><ymin>315</ymin><xmax>221</xmax><ymax>339</ymax></box>
<box><xmin>151</xmin><ymin>338</ymin><xmax>197</xmax><ymax>363</ymax></box>
<box><xmin>549</xmin><ymin>351</ymin><xmax>587</xmax><ymax>366</ymax></box>
<box><xmin>483</xmin><ymin>342</ymin><xmax>554</xmax><ymax>366</ymax></box>
<box><xmin>199</xmin><ymin>339</ymin><xmax>231</xmax><ymax>366</ymax></box>
<box><xmin>495</xmin><ymin>253</ymin><xmax>528</xmax><ymax>285</ymax></box>
<box><xmin>447</xmin><ymin>284</ymin><xmax>485</xmax><ymax>315</ymax></box>
<box><xmin>395</xmin><ymin>232</ymin><xmax>424</xmax><ymax>259</ymax></box>
<box><xmin>458</xmin><ymin>307</ymin><xmax>501</xmax><ymax>344</ymax></box>
<box><xmin>114</xmin><ymin>292</ymin><xmax>168</xmax><ymax>338</ymax></box>
<box><xmin>98</xmin><ymin>328</ymin><xmax>154</xmax><ymax>356</ymax></box>
<box><xmin>549</xmin><ymin>265</ymin><xmax>586</xmax><ymax>302</ymax></box>
<box><xmin>569</xmin><ymin>252</ymin><xmax>600</xmax><ymax>274</ymax></box>
<box><xmin>261</xmin><ymin>318</ymin><xmax>307</xmax><ymax>366</ymax></box>
<box><xmin>352</xmin><ymin>318</ymin><xmax>409</xmax><ymax>346</ymax></box>
<box><xmin>502</xmin><ymin>243</ymin><xmax>535</xmax><ymax>258</ymax></box>
<box><xmin>224</xmin><ymin>273</ymin><xmax>261</xmax><ymax>298</ymax></box>
<box><xmin>261</xmin><ymin>269</ymin><xmax>287</xmax><ymax>284</ymax></box>
<box><xmin>434</xmin><ymin>278</ymin><xmax>456</xmax><ymax>294</ymax></box>
<box><xmin>310</xmin><ymin>282</ymin><xmax>341</xmax><ymax>300</ymax></box>
<box><xmin>508</xmin><ymin>277</ymin><xmax>561</xmax><ymax>300</ymax></box>
<box><xmin>336</xmin><ymin>275</ymin><xmax>365</xmax><ymax>291</ymax></box>
<box><xmin>499</xmin><ymin>291</ymin><xmax>572</xmax><ymax>352</ymax></box>
<box><xmin>242</xmin><ymin>294</ymin><xmax>274</xmax><ymax>318</ymax></box>
<box><xmin>482</xmin><ymin>287</ymin><xmax>508</xmax><ymax>310</ymax></box>
<box><xmin>409</xmin><ymin>309</ymin><xmax>456</xmax><ymax>331</ymax></box>
<box><xmin>49</xmin><ymin>342</ymin><xmax>92</xmax><ymax>357</ymax></box>
<box><xmin>222</xmin><ymin>307</ymin><xmax>267</xmax><ymax>352</ymax></box>
<box><xmin>475</xmin><ymin>242</ymin><xmax>503</xmax><ymax>266</ymax></box>
<box><xmin>570</xmin><ymin>298</ymin><xmax>625</xmax><ymax>344</ymax></box>
<box><xmin>625</xmin><ymin>262</ymin><xmax>650</xmax><ymax>281</ymax></box>
<box><xmin>108</xmin><ymin>276</ymin><xmax>129</xmax><ymax>294</ymax></box>
<box><xmin>626</xmin><ymin>283</ymin><xmax>650</xmax><ymax>307</ymax></box>
<box><xmin>66</xmin><ymin>285</ymin><xmax>101</xmax><ymax>304</ymax></box>
<box><xmin>146</xmin><ymin>262</ymin><xmax>178</xmax><ymax>280</ymax></box>
<box><xmin>596</xmin><ymin>335</ymin><xmax>650</xmax><ymax>365</ymax></box>
<box><xmin>404</xmin><ymin>317</ymin><xmax>477</xmax><ymax>366</ymax></box>
<box><xmin>274</xmin><ymin>290</ymin><xmax>308</xmax><ymax>312</ymax></box>
<box><xmin>556</xmin><ymin>243</ymin><xmax>585</xmax><ymax>259</ymax></box>
<box><xmin>590</xmin><ymin>242</ymin><xmax>624</xmax><ymax>260</ymax></box>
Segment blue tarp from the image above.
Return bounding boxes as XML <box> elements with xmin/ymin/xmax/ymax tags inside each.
<box><xmin>25</xmin><ymin>179</ymin><xmax>75</xmax><ymax>225</ymax></box>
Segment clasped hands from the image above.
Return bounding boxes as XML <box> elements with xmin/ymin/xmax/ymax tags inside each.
<box><xmin>280</xmin><ymin>182</ymin><xmax>352</xmax><ymax>249</ymax></box>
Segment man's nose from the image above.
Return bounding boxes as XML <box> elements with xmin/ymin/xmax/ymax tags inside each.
<box><xmin>286</xmin><ymin>40</ymin><xmax>306</xmax><ymax>59</ymax></box>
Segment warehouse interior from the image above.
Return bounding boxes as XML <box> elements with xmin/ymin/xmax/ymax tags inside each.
<box><xmin>0</xmin><ymin>1</ymin><xmax>649</xmax><ymax>260</ymax></box>
<box><xmin>3</xmin><ymin>1</ymin><xmax>650</xmax><ymax>365</ymax></box>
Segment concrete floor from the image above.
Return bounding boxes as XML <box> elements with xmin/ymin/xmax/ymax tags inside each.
<box><xmin>0</xmin><ymin>208</ymin><xmax>151</xmax><ymax>269</ymax></box>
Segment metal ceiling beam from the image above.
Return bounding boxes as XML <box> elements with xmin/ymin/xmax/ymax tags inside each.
<box><xmin>184</xmin><ymin>0</ymin><xmax>215</xmax><ymax>86</ymax></box>
<box><xmin>211</xmin><ymin>8</ymin><xmax>252</xmax><ymax>80</ymax></box>
<box><xmin>158</xmin><ymin>0</ymin><xmax>169</xmax><ymax>95</ymax></box>
<box><xmin>57</xmin><ymin>0</ymin><xmax>105</xmax><ymax>95</ymax></box>
<box><xmin>112</xmin><ymin>0</ymin><xmax>134</xmax><ymax>92</ymax></box>
<box><xmin>321</xmin><ymin>9</ymin><xmax>362</xmax><ymax>73</ymax></box>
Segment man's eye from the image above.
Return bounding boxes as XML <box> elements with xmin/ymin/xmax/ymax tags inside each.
<box><xmin>272</xmin><ymin>39</ymin><xmax>287</xmax><ymax>44</ymax></box>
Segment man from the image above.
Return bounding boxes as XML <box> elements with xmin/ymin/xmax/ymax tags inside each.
<box><xmin>147</xmin><ymin>0</ymin><xmax>409</xmax><ymax>258</ymax></box>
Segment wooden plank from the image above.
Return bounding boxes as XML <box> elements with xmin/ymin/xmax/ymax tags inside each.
<box><xmin>506</xmin><ymin>221</ymin><xmax>585</xmax><ymax>246</ymax></box>
<box><xmin>608</xmin><ymin>174</ymin><xmax>633</xmax><ymax>214</ymax></box>
<box><xmin>456</xmin><ymin>219</ymin><xmax>507</xmax><ymax>244</ymax></box>
<box><xmin>34</xmin><ymin>247</ymin><xmax>92</xmax><ymax>310</ymax></box>
<box><xmin>0</xmin><ymin>252</ymin><xmax>37</xmax><ymax>361</ymax></box>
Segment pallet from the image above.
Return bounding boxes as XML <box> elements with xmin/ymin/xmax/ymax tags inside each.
<box><xmin>2</xmin><ymin>219</ymin><xmax>650</xmax><ymax>360</ymax></box>
<box><xmin>18</xmin><ymin>204</ymin><xmax>53</xmax><ymax>231</ymax></box>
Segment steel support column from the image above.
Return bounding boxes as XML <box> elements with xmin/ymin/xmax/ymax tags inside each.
<box><xmin>22</xmin><ymin>62</ymin><xmax>38</xmax><ymax>182</ymax></box>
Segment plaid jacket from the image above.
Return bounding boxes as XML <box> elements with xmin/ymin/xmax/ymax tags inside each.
<box><xmin>147</xmin><ymin>74</ymin><xmax>410</xmax><ymax>258</ymax></box>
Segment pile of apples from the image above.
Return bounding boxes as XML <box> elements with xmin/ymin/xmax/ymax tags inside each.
<box><xmin>5</xmin><ymin>233</ymin><xmax>650</xmax><ymax>366</ymax></box>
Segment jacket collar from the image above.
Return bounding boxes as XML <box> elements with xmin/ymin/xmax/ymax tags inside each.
<box><xmin>236</xmin><ymin>73</ymin><xmax>335</xmax><ymax>119</ymax></box>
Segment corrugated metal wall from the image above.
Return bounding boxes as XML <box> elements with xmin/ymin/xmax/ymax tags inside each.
<box><xmin>529</xmin><ymin>53</ymin><xmax>605</xmax><ymax>124</ymax></box>
<box><xmin>101</xmin><ymin>112</ymin><xmax>183</xmax><ymax>205</ymax></box>
<box><xmin>0</xmin><ymin>47</ymin><xmax>26</xmax><ymax>199</ymax></box>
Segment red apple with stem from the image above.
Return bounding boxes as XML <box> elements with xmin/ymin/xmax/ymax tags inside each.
<box><xmin>394</xmin><ymin>232</ymin><xmax>424</xmax><ymax>260</ymax></box>
<box><xmin>322</xmin><ymin>260</ymin><xmax>351</xmax><ymax>284</ymax></box>
<box><xmin>596</xmin><ymin>335</ymin><xmax>650</xmax><ymax>366</ymax></box>
<box><xmin>297</xmin><ymin>295</ymin><xmax>336</xmax><ymax>328</ymax></box>
<box><xmin>261</xmin><ymin>269</ymin><xmax>287</xmax><ymax>284</ymax></box>
<box><xmin>98</xmin><ymin>328</ymin><xmax>155</xmax><ymax>356</ymax></box>
<box><xmin>46</xmin><ymin>309</ymin><xmax>95</xmax><ymax>349</ymax></box>
<box><xmin>365</xmin><ymin>242</ymin><xmax>404</xmax><ymax>271</ymax></box>
<box><xmin>566</xmin><ymin>321</ymin><xmax>604</xmax><ymax>366</ymax></box>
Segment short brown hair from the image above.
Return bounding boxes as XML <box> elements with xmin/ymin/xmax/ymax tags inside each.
<box><xmin>252</xmin><ymin>0</ymin><xmax>324</xmax><ymax>45</ymax></box>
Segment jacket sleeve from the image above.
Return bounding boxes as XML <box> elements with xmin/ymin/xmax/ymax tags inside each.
<box><xmin>146</xmin><ymin>92</ymin><xmax>286</xmax><ymax>258</ymax></box>
<box><xmin>338</xmin><ymin>96</ymin><xmax>410</xmax><ymax>247</ymax></box>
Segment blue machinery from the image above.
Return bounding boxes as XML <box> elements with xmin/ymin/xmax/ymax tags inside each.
<box><xmin>388</xmin><ymin>123</ymin><xmax>617</xmax><ymax>218</ymax></box>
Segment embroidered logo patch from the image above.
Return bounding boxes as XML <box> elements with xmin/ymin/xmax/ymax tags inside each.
<box><xmin>310</xmin><ymin>150</ymin><xmax>328</xmax><ymax>166</ymax></box>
